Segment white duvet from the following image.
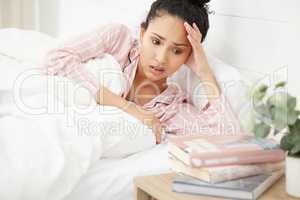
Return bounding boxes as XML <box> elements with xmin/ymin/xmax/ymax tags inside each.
<box><xmin>0</xmin><ymin>96</ymin><xmax>155</xmax><ymax>200</ymax></box>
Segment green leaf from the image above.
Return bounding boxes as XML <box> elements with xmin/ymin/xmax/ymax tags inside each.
<box><xmin>269</xmin><ymin>107</ymin><xmax>298</xmax><ymax>128</ymax></box>
<box><xmin>280</xmin><ymin>130</ymin><xmax>300</xmax><ymax>154</ymax></box>
<box><xmin>275</xmin><ymin>81</ymin><xmax>286</xmax><ymax>88</ymax></box>
<box><xmin>254</xmin><ymin>104</ymin><xmax>272</xmax><ymax>122</ymax></box>
<box><xmin>280</xmin><ymin>134</ymin><xmax>294</xmax><ymax>151</ymax></box>
<box><xmin>291</xmin><ymin>143</ymin><xmax>300</xmax><ymax>155</ymax></box>
<box><xmin>287</xmin><ymin>110</ymin><xmax>299</xmax><ymax>125</ymax></box>
<box><xmin>289</xmin><ymin>119</ymin><xmax>300</xmax><ymax>134</ymax></box>
<box><xmin>254</xmin><ymin>122</ymin><xmax>271</xmax><ymax>138</ymax></box>
<box><xmin>291</xmin><ymin>133</ymin><xmax>300</xmax><ymax>144</ymax></box>
<box><xmin>267</xmin><ymin>92</ymin><xmax>288</xmax><ymax>109</ymax></box>
<box><xmin>287</xmin><ymin>96</ymin><xmax>297</xmax><ymax>110</ymax></box>
<box><xmin>258</xmin><ymin>84</ymin><xmax>268</xmax><ymax>93</ymax></box>
<box><xmin>253</xmin><ymin>92</ymin><xmax>265</xmax><ymax>103</ymax></box>
<box><xmin>267</xmin><ymin>93</ymin><xmax>296</xmax><ymax>112</ymax></box>
<box><xmin>252</xmin><ymin>84</ymin><xmax>268</xmax><ymax>102</ymax></box>
<box><xmin>271</xmin><ymin>107</ymin><xmax>288</xmax><ymax>130</ymax></box>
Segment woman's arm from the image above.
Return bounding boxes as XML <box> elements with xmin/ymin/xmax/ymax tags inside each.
<box><xmin>189</xmin><ymin>50</ymin><xmax>221</xmax><ymax>104</ymax></box>
<box><xmin>181</xmin><ymin>22</ymin><xmax>242</xmax><ymax>134</ymax></box>
<box><xmin>44</xmin><ymin>23</ymin><xmax>134</xmax><ymax>76</ymax></box>
<box><xmin>184</xmin><ymin>22</ymin><xmax>221</xmax><ymax>104</ymax></box>
<box><xmin>43</xmin><ymin>23</ymin><xmax>134</xmax><ymax>96</ymax></box>
<box><xmin>96</xmin><ymin>88</ymin><xmax>162</xmax><ymax>143</ymax></box>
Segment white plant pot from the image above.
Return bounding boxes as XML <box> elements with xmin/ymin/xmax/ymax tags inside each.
<box><xmin>286</xmin><ymin>155</ymin><xmax>300</xmax><ymax>198</ymax></box>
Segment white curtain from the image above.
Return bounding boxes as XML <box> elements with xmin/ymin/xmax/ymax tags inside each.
<box><xmin>0</xmin><ymin>0</ymin><xmax>37</xmax><ymax>29</ymax></box>
<box><xmin>0</xmin><ymin>0</ymin><xmax>59</xmax><ymax>36</ymax></box>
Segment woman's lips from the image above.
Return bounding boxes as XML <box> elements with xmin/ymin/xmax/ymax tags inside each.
<box><xmin>149</xmin><ymin>65</ymin><xmax>165</xmax><ymax>75</ymax></box>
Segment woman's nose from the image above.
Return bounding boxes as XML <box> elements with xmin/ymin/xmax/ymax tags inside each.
<box><xmin>155</xmin><ymin>47</ymin><xmax>168</xmax><ymax>65</ymax></box>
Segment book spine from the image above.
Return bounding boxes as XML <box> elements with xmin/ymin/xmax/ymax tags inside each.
<box><xmin>209</xmin><ymin>162</ymin><xmax>284</xmax><ymax>183</ymax></box>
<box><xmin>190</xmin><ymin>148</ymin><xmax>284</xmax><ymax>160</ymax></box>
<box><xmin>190</xmin><ymin>150</ymin><xmax>285</xmax><ymax>167</ymax></box>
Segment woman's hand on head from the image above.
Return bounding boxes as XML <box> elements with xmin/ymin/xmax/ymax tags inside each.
<box><xmin>184</xmin><ymin>22</ymin><xmax>210</xmax><ymax>77</ymax></box>
<box><xmin>184</xmin><ymin>22</ymin><xmax>221</xmax><ymax>100</ymax></box>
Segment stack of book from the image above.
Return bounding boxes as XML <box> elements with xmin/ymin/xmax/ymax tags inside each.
<box><xmin>168</xmin><ymin>134</ymin><xmax>285</xmax><ymax>200</ymax></box>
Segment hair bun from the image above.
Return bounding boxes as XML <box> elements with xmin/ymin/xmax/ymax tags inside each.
<box><xmin>188</xmin><ymin>0</ymin><xmax>210</xmax><ymax>8</ymax></box>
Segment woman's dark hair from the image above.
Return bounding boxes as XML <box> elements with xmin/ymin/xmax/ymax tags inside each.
<box><xmin>141</xmin><ymin>0</ymin><xmax>210</xmax><ymax>42</ymax></box>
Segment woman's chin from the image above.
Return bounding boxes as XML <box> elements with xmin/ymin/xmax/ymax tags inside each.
<box><xmin>145</xmin><ymin>72</ymin><xmax>165</xmax><ymax>82</ymax></box>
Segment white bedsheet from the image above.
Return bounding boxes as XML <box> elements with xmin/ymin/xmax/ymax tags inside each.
<box><xmin>65</xmin><ymin>143</ymin><xmax>171</xmax><ymax>200</ymax></box>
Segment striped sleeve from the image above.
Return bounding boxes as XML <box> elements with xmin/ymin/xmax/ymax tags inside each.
<box><xmin>43</xmin><ymin>23</ymin><xmax>134</xmax><ymax>95</ymax></box>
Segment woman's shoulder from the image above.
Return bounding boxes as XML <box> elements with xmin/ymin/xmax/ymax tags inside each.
<box><xmin>93</xmin><ymin>23</ymin><xmax>139</xmax><ymax>64</ymax></box>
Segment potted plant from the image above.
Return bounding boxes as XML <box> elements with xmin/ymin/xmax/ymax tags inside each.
<box><xmin>250</xmin><ymin>81</ymin><xmax>300</xmax><ymax>198</ymax></box>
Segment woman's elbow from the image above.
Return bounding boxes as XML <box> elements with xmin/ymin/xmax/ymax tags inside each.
<box><xmin>43</xmin><ymin>49</ymin><xmax>80</xmax><ymax>76</ymax></box>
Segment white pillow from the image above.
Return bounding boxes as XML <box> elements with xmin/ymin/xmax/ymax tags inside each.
<box><xmin>0</xmin><ymin>28</ymin><xmax>57</xmax><ymax>101</ymax></box>
<box><xmin>0</xmin><ymin>28</ymin><xmax>57</xmax><ymax>66</ymax></box>
<box><xmin>167</xmin><ymin>54</ymin><xmax>250</xmax><ymax>129</ymax></box>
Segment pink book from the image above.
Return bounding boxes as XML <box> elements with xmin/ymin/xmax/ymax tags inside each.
<box><xmin>168</xmin><ymin>135</ymin><xmax>285</xmax><ymax>167</ymax></box>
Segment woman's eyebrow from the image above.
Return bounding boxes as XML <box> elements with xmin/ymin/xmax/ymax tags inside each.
<box><xmin>151</xmin><ymin>32</ymin><xmax>188</xmax><ymax>47</ymax></box>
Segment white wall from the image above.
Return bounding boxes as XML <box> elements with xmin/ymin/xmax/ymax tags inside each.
<box><xmin>205</xmin><ymin>0</ymin><xmax>300</xmax><ymax>99</ymax></box>
<box><xmin>56</xmin><ymin>0</ymin><xmax>154</xmax><ymax>38</ymax></box>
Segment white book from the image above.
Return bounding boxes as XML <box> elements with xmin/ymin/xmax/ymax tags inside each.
<box><xmin>169</xmin><ymin>155</ymin><xmax>284</xmax><ymax>183</ymax></box>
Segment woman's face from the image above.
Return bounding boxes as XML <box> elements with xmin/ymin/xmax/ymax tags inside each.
<box><xmin>138</xmin><ymin>13</ymin><xmax>192</xmax><ymax>82</ymax></box>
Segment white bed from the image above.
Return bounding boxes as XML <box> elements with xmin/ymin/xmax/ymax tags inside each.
<box><xmin>0</xmin><ymin>29</ymin><xmax>245</xmax><ymax>200</ymax></box>
<box><xmin>1</xmin><ymin>0</ymin><xmax>299</xmax><ymax>200</ymax></box>
<box><xmin>0</xmin><ymin>29</ymin><xmax>163</xmax><ymax>200</ymax></box>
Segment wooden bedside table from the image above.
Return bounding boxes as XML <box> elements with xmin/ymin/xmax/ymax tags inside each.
<box><xmin>134</xmin><ymin>173</ymin><xmax>300</xmax><ymax>200</ymax></box>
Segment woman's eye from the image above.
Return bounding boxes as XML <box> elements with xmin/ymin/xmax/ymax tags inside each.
<box><xmin>173</xmin><ymin>49</ymin><xmax>182</xmax><ymax>55</ymax></box>
<box><xmin>152</xmin><ymin>38</ymin><xmax>160</xmax><ymax>45</ymax></box>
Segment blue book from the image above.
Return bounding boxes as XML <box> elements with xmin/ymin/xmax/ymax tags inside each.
<box><xmin>172</xmin><ymin>170</ymin><xmax>283</xmax><ymax>200</ymax></box>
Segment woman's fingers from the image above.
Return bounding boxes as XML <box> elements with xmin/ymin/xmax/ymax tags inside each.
<box><xmin>187</xmin><ymin>34</ymin><xmax>195</xmax><ymax>47</ymax></box>
<box><xmin>145</xmin><ymin>114</ymin><xmax>162</xmax><ymax>144</ymax></box>
<box><xmin>152</xmin><ymin>120</ymin><xmax>162</xmax><ymax>144</ymax></box>
<box><xmin>187</xmin><ymin>33</ymin><xmax>199</xmax><ymax>50</ymax></box>
<box><xmin>155</xmin><ymin>126</ymin><xmax>162</xmax><ymax>144</ymax></box>
<box><xmin>184</xmin><ymin>22</ymin><xmax>195</xmax><ymax>36</ymax></box>
<box><xmin>151</xmin><ymin>123</ymin><xmax>162</xmax><ymax>144</ymax></box>
<box><xmin>184</xmin><ymin>22</ymin><xmax>201</xmax><ymax>45</ymax></box>
<box><xmin>193</xmin><ymin>23</ymin><xmax>203</xmax><ymax>41</ymax></box>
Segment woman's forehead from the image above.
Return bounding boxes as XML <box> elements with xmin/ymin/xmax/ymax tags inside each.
<box><xmin>147</xmin><ymin>14</ymin><xmax>188</xmax><ymax>44</ymax></box>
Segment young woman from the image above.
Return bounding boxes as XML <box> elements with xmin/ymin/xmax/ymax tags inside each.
<box><xmin>44</xmin><ymin>0</ymin><xmax>242</xmax><ymax>144</ymax></box>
